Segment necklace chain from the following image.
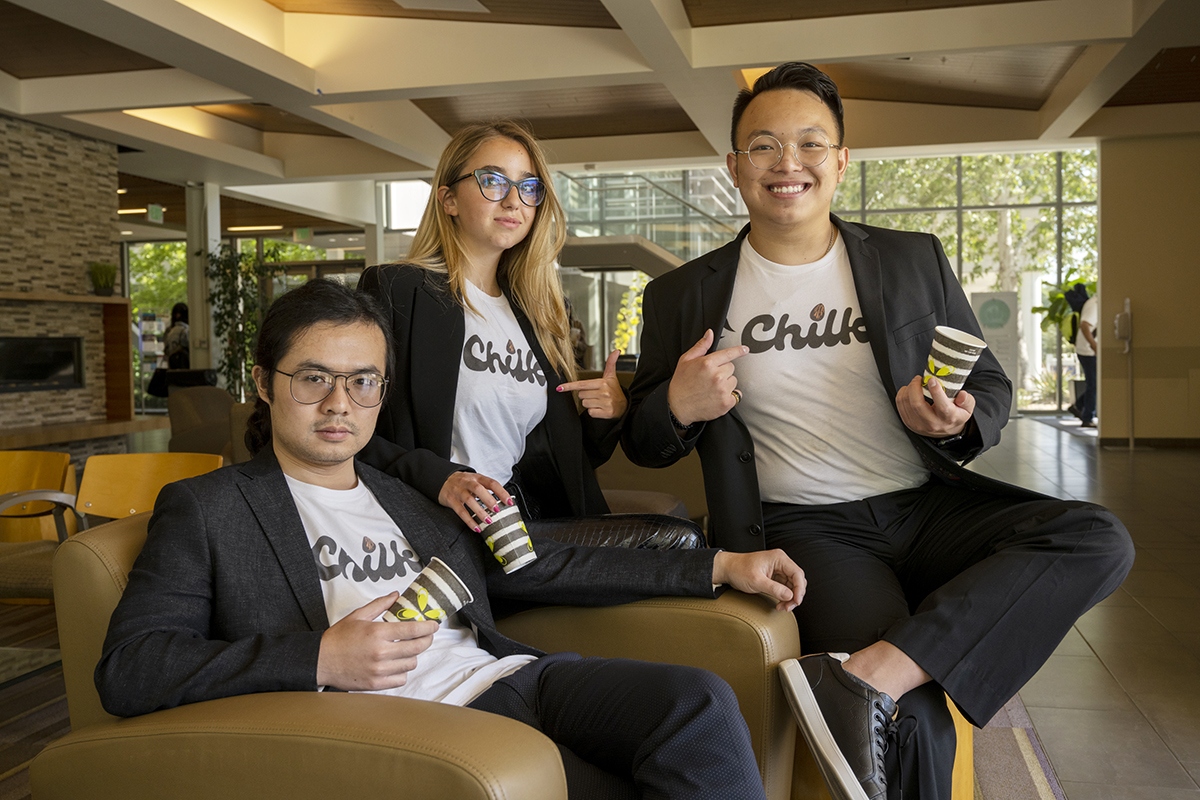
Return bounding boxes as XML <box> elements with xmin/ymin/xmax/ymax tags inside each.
<box><xmin>821</xmin><ymin>224</ymin><xmax>836</xmax><ymax>258</ymax></box>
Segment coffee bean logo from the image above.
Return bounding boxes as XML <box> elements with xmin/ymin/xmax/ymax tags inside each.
<box><xmin>811</xmin><ymin>304</ymin><xmax>825</xmax><ymax>322</ymax></box>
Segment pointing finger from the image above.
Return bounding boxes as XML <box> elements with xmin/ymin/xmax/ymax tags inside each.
<box><xmin>706</xmin><ymin>344</ymin><xmax>749</xmax><ymax>365</ymax></box>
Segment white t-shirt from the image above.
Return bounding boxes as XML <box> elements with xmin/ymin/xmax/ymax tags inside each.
<box><xmin>1076</xmin><ymin>295</ymin><xmax>1098</xmax><ymax>356</ymax></box>
<box><xmin>450</xmin><ymin>281</ymin><xmax>549</xmax><ymax>485</ymax></box>
<box><xmin>717</xmin><ymin>235</ymin><xmax>928</xmax><ymax>505</ymax></box>
<box><xmin>286</xmin><ymin>474</ymin><xmax>536</xmax><ymax>706</ymax></box>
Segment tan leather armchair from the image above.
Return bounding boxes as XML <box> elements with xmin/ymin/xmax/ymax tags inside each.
<box><xmin>31</xmin><ymin>512</ymin><xmax>803</xmax><ymax>799</ymax></box>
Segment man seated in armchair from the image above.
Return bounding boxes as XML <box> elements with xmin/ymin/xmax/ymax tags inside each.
<box><xmin>96</xmin><ymin>278</ymin><xmax>806</xmax><ymax>800</ymax></box>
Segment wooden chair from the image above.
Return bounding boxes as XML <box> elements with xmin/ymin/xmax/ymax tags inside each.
<box><xmin>0</xmin><ymin>453</ymin><xmax>223</xmax><ymax>600</ymax></box>
<box><xmin>0</xmin><ymin>450</ymin><xmax>77</xmax><ymax>544</ymax></box>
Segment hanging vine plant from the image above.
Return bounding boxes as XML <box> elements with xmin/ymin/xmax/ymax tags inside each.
<box><xmin>205</xmin><ymin>243</ymin><xmax>283</xmax><ymax>402</ymax></box>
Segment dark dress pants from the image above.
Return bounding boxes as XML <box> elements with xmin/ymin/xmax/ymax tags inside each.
<box><xmin>468</xmin><ymin>652</ymin><xmax>767</xmax><ymax>800</ymax></box>
<box><xmin>765</xmin><ymin>480</ymin><xmax>1133</xmax><ymax>800</ymax></box>
<box><xmin>1078</xmin><ymin>354</ymin><xmax>1097</xmax><ymax>423</ymax></box>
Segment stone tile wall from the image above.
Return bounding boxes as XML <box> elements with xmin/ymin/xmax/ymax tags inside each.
<box><xmin>0</xmin><ymin>114</ymin><xmax>121</xmax><ymax>429</ymax></box>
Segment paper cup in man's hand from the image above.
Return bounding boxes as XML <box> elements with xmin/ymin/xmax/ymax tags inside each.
<box><xmin>384</xmin><ymin>557</ymin><xmax>473</xmax><ymax>624</ymax></box>
<box><xmin>923</xmin><ymin>326</ymin><xmax>988</xmax><ymax>400</ymax></box>
<box><xmin>479</xmin><ymin>504</ymin><xmax>537</xmax><ymax>574</ymax></box>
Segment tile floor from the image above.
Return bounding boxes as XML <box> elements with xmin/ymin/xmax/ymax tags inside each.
<box><xmin>968</xmin><ymin>416</ymin><xmax>1200</xmax><ymax>800</ymax></box>
<box><xmin>126</xmin><ymin>415</ymin><xmax>1200</xmax><ymax>798</ymax></box>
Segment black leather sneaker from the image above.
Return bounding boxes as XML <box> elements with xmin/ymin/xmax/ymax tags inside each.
<box><xmin>780</xmin><ymin>654</ymin><xmax>897</xmax><ymax>800</ymax></box>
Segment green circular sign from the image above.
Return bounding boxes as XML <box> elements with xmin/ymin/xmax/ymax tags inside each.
<box><xmin>978</xmin><ymin>298</ymin><xmax>1011</xmax><ymax>329</ymax></box>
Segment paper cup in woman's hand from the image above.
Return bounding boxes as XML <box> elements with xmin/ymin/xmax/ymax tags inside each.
<box><xmin>479</xmin><ymin>504</ymin><xmax>537</xmax><ymax>574</ymax></box>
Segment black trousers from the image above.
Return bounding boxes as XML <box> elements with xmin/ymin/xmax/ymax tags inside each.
<box><xmin>468</xmin><ymin>652</ymin><xmax>767</xmax><ymax>800</ymax></box>
<box><xmin>1078</xmin><ymin>354</ymin><xmax>1097</xmax><ymax>423</ymax></box>
<box><xmin>764</xmin><ymin>480</ymin><xmax>1134</xmax><ymax>800</ymax></box>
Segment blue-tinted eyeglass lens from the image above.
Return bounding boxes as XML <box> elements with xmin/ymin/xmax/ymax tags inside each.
<box><xmin>516</xmin><ymin>178</ymin><xmax>545</xmax><ymax>206</ymax></box>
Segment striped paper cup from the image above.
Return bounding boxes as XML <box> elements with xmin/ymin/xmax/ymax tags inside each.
<box><xmin>923</xmin><ymin>325</ymin><xmax>988</xmax><ymax>399</ymax></box>
<box><xmin>480</xmin><ymin>504</ymin><xmax>537</xmax><ymax>574</ymax></box>
<box><xmin>384</xmin><ymin>557</ymin><xmax>473</xmax><ymax>624</ymax></box>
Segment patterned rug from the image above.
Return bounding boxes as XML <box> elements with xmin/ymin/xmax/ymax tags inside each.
<box><xmin>976</xmin><ymin>694</ymin><xmax>1066</xmax><ymax>800</ymax></box>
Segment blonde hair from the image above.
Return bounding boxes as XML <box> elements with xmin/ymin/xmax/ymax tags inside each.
<box><xmin>405</xmin><ymin>120</ymin><xmax>575</xmax><ymax>382</ymax></box>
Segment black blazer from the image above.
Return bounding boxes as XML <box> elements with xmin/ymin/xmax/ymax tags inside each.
<box><xmin>357</xmin><ymin>264</ymin><xmax>621</xmax><ymax>518</ymax></box>
<box><xmin>623</xmin><ymin>217</ymin><xmax>1041</xmax><ymax>552</ymax></box>
<box><xmin>95</xmin><ymin>449</ymin><xmax>718</xmax><ymax>717</ymax></box>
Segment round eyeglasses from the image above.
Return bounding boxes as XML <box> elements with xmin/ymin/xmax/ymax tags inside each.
<box><xmin>447</xmin><ymin>169</ymin><xmax>546</xmax><ymax>207</ymax></box>
<box><xmin>276</xmin><ymin>369</ymin><xmax>389</xmax><ymax>408</ymax></box>
<box><xmin>733</xmin><ymin>133</ymin><xmax>842</xmax><ymax>171</ymax></box>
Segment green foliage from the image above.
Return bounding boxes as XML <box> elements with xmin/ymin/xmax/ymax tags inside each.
<box><xmin>128</xmin><ymin>242</ymin><xmax>188</xmax><ymax>316</ymax></box>
<box><xmin>267</xmin><ymin>241</ymin><xmax>331</xmax><ymax>261</ymax></box>
<box><xmin>1032</xmin><ymin>269</ymin><xmax>1097</xmax><ymax>341</ymax></box>
<box><xmin>206</xmin><ymin>243</ymin><xmax>285</xmax><ymax>402</ymax></box>
<box><xmin>1021</xmin><ymin>368</ymin><xmax>1061</xmax><ymax>405</ymax></box>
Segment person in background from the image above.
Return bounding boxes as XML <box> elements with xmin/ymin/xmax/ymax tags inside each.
<box><xmin>1072</xmin><ymin>290</ymin><xmax>1099</xmax><ymax>428</ymax></box>
<box><xmin>162</xmin><ymin>302</ymin><xmax>189</xmax><ymax>369</ymax></box>
<box><xmin>358</xmin><ymin>120</ymin><xmax>626</xmax><ymax>527</ymax></box>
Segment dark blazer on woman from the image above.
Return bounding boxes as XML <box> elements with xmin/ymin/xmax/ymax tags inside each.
<box><xmin>357</xmin><ymin>263</ymin><xmax>622</xmax><ymax>518</ymax></box>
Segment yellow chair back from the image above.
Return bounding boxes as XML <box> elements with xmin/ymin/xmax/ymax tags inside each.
<box><xmin>76</xmin><ymin>453</ymin><xmax>224</xmax><ymax>520</ymax></box>
<box><xmin>0</xmin><ymin>451</ymin><xmax>77</xmax><ymax>543</ymax></box>
<box><xmin>0</xmin><ymin>451</ymin><xmax>71</xmax><ymax>517</ymax></box>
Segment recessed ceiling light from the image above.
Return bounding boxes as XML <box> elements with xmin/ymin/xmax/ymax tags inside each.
<box><xmin>118</xmin><ymin>208</ymin><xmax>147</xmax><ymax>214</ymax></box>
<box><xmin>228</xmin><ymin>225</ymin><xmax>284</xmax><ymax>232</ymax></box>
<box><xmin>117</xmin><ymin>188</ymin><xmax>127</xmax><ymax>194</ymax></box>
<box><xmin>121</xmin><ymin>230</ymin><xmax>133</xmax><ymax>235</ymax></box>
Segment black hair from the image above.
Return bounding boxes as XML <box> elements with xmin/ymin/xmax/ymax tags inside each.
<box><xmin>245</xmin><ymin>278</ymin><xmax>393</xmax><ymax>457</ymax></box>
<box><xmin>730</xmin><ymin>62</ymin><xmax>845</xmax><ymax>150</ymax></box>
<box><xmin>171</xmin><ymin>302</ymin><xmax>188</xmax><ymax>325</ymax></box>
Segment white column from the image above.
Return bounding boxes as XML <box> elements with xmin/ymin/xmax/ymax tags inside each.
<box><xmin>364</xmin><ymin>181</ymin><xmax>387</xmax><ymax>267</ymax></box>
<box><xmin>185</xmin><ymin>182</ymin><xmax>221</xmax><ymax>369</ymax></box>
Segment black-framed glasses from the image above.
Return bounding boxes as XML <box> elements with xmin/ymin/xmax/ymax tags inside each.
<box><xmin>447</xmin><ymin>169</ymin><xmax>546</xmax><ymax>207</ymax></box>
<box><xmin>733</xmin><ymin>133</ymin><xmax>842</xmax><ymax>170</ymax></box>
<box><xmin>276</xmin><ymin>369</ymin><xmax>389</xmax><ymax>408</ymax></box>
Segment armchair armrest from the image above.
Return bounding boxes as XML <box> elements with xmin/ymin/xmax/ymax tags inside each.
<box><xmin>30</xmin><ymin>692</ymin><xmax>567</xmax><ymax>800</ymax></box>
<box><xmin>496</xmin><ymin>591</ymin><xmax>800</xmax><ymax>800</ymax></box>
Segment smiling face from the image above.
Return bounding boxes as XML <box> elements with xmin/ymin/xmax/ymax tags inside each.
<box><xmin>253</xmin><ymin>320</ymin><xmax>387</xmax><ymax>490</ymax></box>
<box><xmin>438</xmin><ymin>136</ymin><xmax>537</xmax><ymax>266</ymax></box>
<box><xmin>726</xmin><ymin>88</ymin><xmax>849</xmax><ymax>239</ymax></box>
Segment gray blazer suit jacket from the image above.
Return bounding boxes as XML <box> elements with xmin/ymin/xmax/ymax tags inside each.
<box><xmin>624</xmin><ymin>217</ymin><xmax>1039</xmax><ymax>553</ymax></box>
<box><xmin>96</xmin><ymin>449</ymin><xmax>718</xmax><ymax>718</ymax></box>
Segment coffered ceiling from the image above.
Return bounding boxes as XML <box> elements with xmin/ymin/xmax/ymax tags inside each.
<box><xmin>1</xmin><ymin>0</ymin><xmax>1197</xmax><ymax>233</ymax></box>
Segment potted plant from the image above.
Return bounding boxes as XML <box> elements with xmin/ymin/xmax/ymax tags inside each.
<box><xmin>1032</xmin><ymin>269</ymin><xmax>1096</xmax><ymax>342</ymax></box>
<box><xmin>88</xmin><ymin>261</ymin><xmax>119</xmax><ymax>296</ymax></box>
<box><xmin>206</xmin><ymin>243</ymin><xmax>283</xmax><ymax>401</ymax></box>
